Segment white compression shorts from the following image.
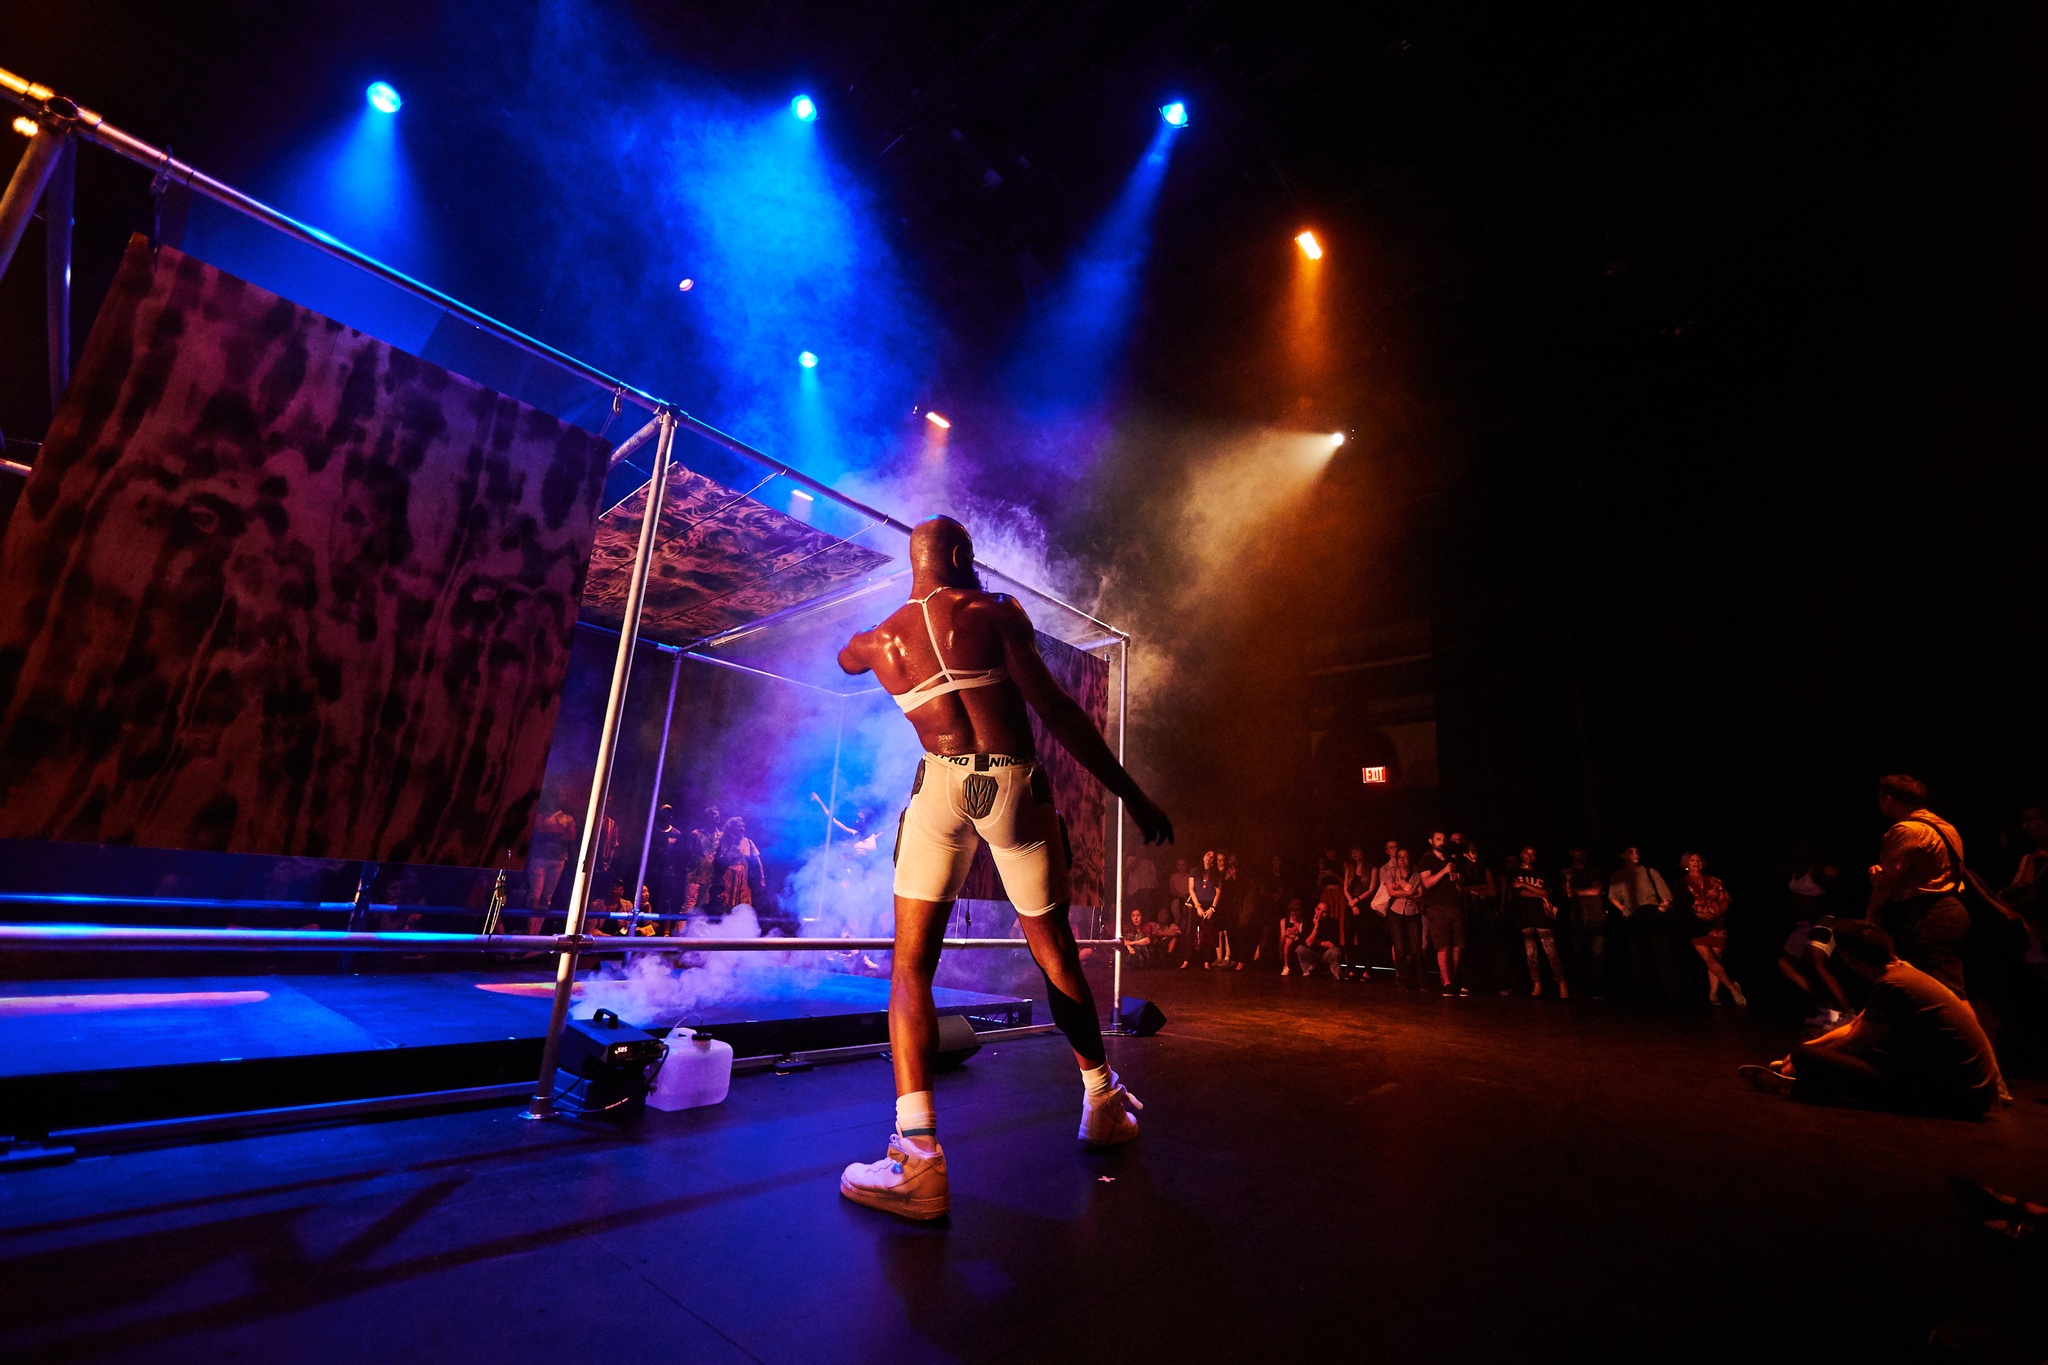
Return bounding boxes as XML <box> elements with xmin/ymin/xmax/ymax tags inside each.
<box><xmin>893</xmin><ymin>753</ymin><xmax>1070</xmax><ymax>916</ymax></box>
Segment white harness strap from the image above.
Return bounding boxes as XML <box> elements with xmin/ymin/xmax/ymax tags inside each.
<box><xmin>892</xmin><ymin>589</ymin><xmax>1009</xmax><ymax>713</ymax></box>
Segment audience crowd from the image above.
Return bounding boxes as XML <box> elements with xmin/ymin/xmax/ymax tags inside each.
<box><xmin>1119</xmin><ymin>775</ymin><xmax>2048</xmax><ymax>1119</ymax></box>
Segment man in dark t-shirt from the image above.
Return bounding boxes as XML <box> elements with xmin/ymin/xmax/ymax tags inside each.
<box><xmin>1419</xmin><ymin>831</ymin><xmax>1466</xmax><ymax>996</ymax></box>
<box><xmin>1742</xmin><ymin>920</ymin><xmax>2002</xmax><ymax>1115</ymax></box>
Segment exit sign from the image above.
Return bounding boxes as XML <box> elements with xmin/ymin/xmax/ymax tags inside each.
<box><xmin>1361</xmin><ymin>766</ymin><xmax>1388</xmax><ymax>785</ymax></box>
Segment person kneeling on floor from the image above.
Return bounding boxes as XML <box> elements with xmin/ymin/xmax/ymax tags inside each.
<box><xmin>1740</xmin><ymin>920</ymin><xmax>2004</xmax><ymax>1117</ymax></box>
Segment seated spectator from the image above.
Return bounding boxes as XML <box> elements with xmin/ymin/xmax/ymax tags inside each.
<box><xmin>1297</xmin><ymin>900</ymin><xmax>1344</xmax><ymax>979</ymax></box>
<box><xmin>1277</xmin><ymin>899</ymin><xmax>1307</xmax><ymax>976</ymax></box>
<box><xmin>1740</xmin><ymin>920</ymin><xmax>2003</xmax><ymax>1117</ymax></box>
<box><xmin>1150</xmin><ymin>900</ymin><xmax>1184</xmax><ymax>965</ymax></box>
<box><xmin>1121</xmin><ymin>907</ymin><xmax>1157</xmax><ymax>967</ymax></box>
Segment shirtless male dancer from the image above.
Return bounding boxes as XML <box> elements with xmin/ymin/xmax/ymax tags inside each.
<box><xmin>836</xmin><ymin>516</ymin><xmax>1174</xmax><ymax>1220</ymax></box>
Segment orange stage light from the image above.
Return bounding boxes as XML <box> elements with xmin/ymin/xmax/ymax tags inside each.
<box><xmin>924</xmin><ymin>411</ymin><xmax>951</xmax><ymax>429</ymax></box>
<box><xmin>1295</xmin><ymin>230</ymin><xmax>1323</xmax><ymax>260</ymax></box>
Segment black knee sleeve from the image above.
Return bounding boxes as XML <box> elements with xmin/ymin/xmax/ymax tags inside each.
<box><xmin>1039</xmin><ymin>966</ymin><xmax>1106</xmax><ymax>1065</ymax></box>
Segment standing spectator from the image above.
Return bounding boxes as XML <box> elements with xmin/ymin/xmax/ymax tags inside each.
<box><xmin>525</xmin><ymin>801</ymin><xmax>577</xmax><ymax>935</ymax></box>
<box><xmin>1297</xmin><ymin>898</ymin><xmax>1344</xmax><ymax>978</ymax></box>
<box><xmin>1509</xmin><ymin>847</ymin><xmax>1570</xmax><ymax>998</ymax></box>
<box><xmin>1167</xmin><ymin>856</ymin><xmax>1193</xmax><ymax>920</ymax></box>
<box><xmin>1277</xmin><ymin>898</ymin><xmax>1307</xmax><ymax>976</ymax></box>
<box><xmin>1867</xmin><ymin>775</ymin><xmax>1972</xmax><ymax>996</ymax></box>
<box><xmin>1681</xmin><ymin>852</ymin><xmax>1746</xmax><ymax>1006</ymax></box>
<box><xmin>1340</xmin><ymin>847</ymin><xmax>1376</xmax><ymax>976</ymax></box>
<box><xmin>1125</xmin><ymin>852</ymin><xmax>1159</xmax><ymax>920</ymax></box>
<box><xmin>1185</xmin><ymin>851</ymin><xmax>1226</xmax><ymax>969</ymax></box>
<box><xmin>711</xmin><ymin>816</ymin><xmax>763</xmax><ymax>916</ymax></box>
<box><xmin>1212</xmin><ymin>855</ymin><xmax>1245</xmax><ymax>970</ymax></box>
<box><xmin>1561</xmin><ymin>848</ymin><xmax>1610</xmax><ymax>998</ymax></box>
<box><xmin>1608</xmin><ymin>846</ymin><xmax>1678</xmax><ymax>1000</ymax></box>
<box><xmin>1455</xmin><ymin>837</ymin><xmax>1501</xmax><ymax>994</ymax></box>
<box><xmin>1371</xmin><ymin>840</ymin><xmax>1400</xmax><ymax>915</ymax></box>
<box><xmin>1383</xmin><ymin>847</ymin><xmax>1425</xmax><ymax>990</ymax></box>
<box><xmin>683</xmin><ymin>804</ymin><xmax>723</xmax><ymax>917</ymax></box>
<box><xmin>2003</xmin><ymin>801</ymin><xmax>2048</xmax><ymax>936</ymax></box>
<box><xmin>1420</xmin><ymin>831</ymin><xmax>1467</xmax><ymax>997</ymax></box>
<box><xmin>1254</xmin><ymin>856</ymin><xmax>1289</xmax><ymax>966</ymax></box>
<box><xmin>1317</xmin><ymin>848</ymin><xmax>1345</xmax><ymax>894</ymax></box>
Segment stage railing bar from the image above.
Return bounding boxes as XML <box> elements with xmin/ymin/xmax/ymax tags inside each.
<box><xmin>682</xmin><ymin>570</ymin><xmax>909</xmax><ymax>654</ymax></box>
<box><xmin>678</xmin><ymin>649</ymin><xmax>855</xmax><ymax>696</ymax></box>
<box><xmin>0</xmin><ymin>924</ymin><xmax>1117</xmax><ymax>952</ymax></box>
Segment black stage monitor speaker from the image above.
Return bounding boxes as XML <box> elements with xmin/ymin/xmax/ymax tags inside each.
<box><xmin>554</xmin><ymin>1008</ymin><xmax>664</xmax><ymax>1117</ymax></box>
<box><xmin>1118</xmin><ymin>997</ymin><xmax>1167</xmax><ymax>1037</ymax></box>
<box><xmin>935</xmin><ymin>1013</ymin><xmax>982</xmax><ymax>1069</ymax></box>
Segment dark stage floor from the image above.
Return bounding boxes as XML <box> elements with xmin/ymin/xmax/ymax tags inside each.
<box><xmin>3</xmin><ymin>972</ymin><xmax>2043</xmax><ymax>1363</ymax></box>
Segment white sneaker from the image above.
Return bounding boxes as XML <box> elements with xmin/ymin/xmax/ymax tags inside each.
<box><xmin>1079</xmin><ymin>1079</ymin><xmax>1143</xmax><ymax>1146</ymax></box>
<box><xmin>840</xmin><ymin>1133</ymin><xmax>949</xmax><ymax>1220</ymax></box>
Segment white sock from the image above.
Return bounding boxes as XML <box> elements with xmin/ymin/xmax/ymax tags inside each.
<box><xmin>895</xmin><ymin>1091</ymin><xmax>936</xmax><ymax>1145</ymax></box>
<box><xmin>1081</xmin><ymin>1064</ymin><xmax>1115</xmax><ymax>1099</ymax></box>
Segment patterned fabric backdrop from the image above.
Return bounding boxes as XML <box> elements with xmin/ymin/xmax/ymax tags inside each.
<box><xmin>581</xmin><ymin>470</ymin><xmax>893</xmax><ymax>648</ymax></box>
<box><xmin>0</xmin><ymin>237</ymin><xmax>612</xmax><ymax>867</ymax></box>
<box><xmin>958</xmin><ymin>632</ymin><xmax>1111</xmax><ymax>908</ymax></box>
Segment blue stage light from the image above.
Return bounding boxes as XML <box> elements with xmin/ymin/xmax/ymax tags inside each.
<box><xmin>1160</xmin><ymin>101</ymin><xmax>1188</xmax><ymax>128</ymax></box>
<box><xmin>791</xmin><ymin>95</ymin><xmax>818</xmax><ymax>123</ymax></box>
<box><xmin>798</xmin><ymin>350</ymin><xmax>819</xmax><ymax>368</ymax></box>
<box><xmin>366</xmin><ymin>82</ymin><xmax>402</xmax><ymax>115</ymax></box>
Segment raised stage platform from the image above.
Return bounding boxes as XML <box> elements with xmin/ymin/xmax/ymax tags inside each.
<box><xmin>0</xmin><ymin>970</ymin><xmax>1034</xmax><ymax>1137</ymax></box>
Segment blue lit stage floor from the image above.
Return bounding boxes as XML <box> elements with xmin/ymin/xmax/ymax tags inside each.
<box><xmin>0</xmin><ymin>970</ymin><xmax>1032</xmax><ymax>1135</ymax></box>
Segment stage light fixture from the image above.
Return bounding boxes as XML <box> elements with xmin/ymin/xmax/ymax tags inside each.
<box><xmin>10</xmin><ymin>116</ymin><xmax>35</xmax><ymax>138</ymax></box>
<box><xmin>1295</xmin><ymin>230</ymin><xmax>1323</xmax><ymax>260</ymax></box>
<box><xmin>678</xmin><ymin>278</ymin><xmax>694</xmax><ymax>292</ymax></box>
<box><xmin>790</xmin><ymin>488</ymin><xmax>815</xmax><ymax>502</ymax></box>
<box><xmin>1159</xmin><ymin>101</ymin><xmax>1188</xmax><ymax>128</ymax></box>
<box><xmin>798</xmin><ymin>350</ymin><xmax>818</xmax><ymax>368</ymax></box>
<box><xmin>925</xmin><ymin>411</ymin><xmax>951</xmax><ymax>429</ymax></box>
<box><xmin>366</xmin><ymin>82</ymin><xmax>403</xmax><ymax>115</ymax></box>
<box><xmin>1330</xmin><ymin>431</ymin><xmax>1346</xmax><ymax>447</ymax></box>
<box><xmin>792</xmin><ymin>94</ymin><xmax>818</xmax><ymax>122</ymax></box>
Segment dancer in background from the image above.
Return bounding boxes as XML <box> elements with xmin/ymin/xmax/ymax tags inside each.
<box><xmin>1681</xmin><ymin>852</ymin><xmax>1745</xmax><ymax>1005</ymax></box>
<box><xmin>834</xmin><ymin>516</ymin><xmax>1174</xmax><ymax>1221</ymax></box>
<box><xmin>524</xmin><ymin>801</ymin><xmax>576</xmax><ymax>935</ymax></box>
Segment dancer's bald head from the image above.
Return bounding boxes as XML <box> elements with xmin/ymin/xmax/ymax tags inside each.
<box><xmin>910</xmin><ymin>516</ymin><xmax>981</xmax><ymax>589</ymax></box>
